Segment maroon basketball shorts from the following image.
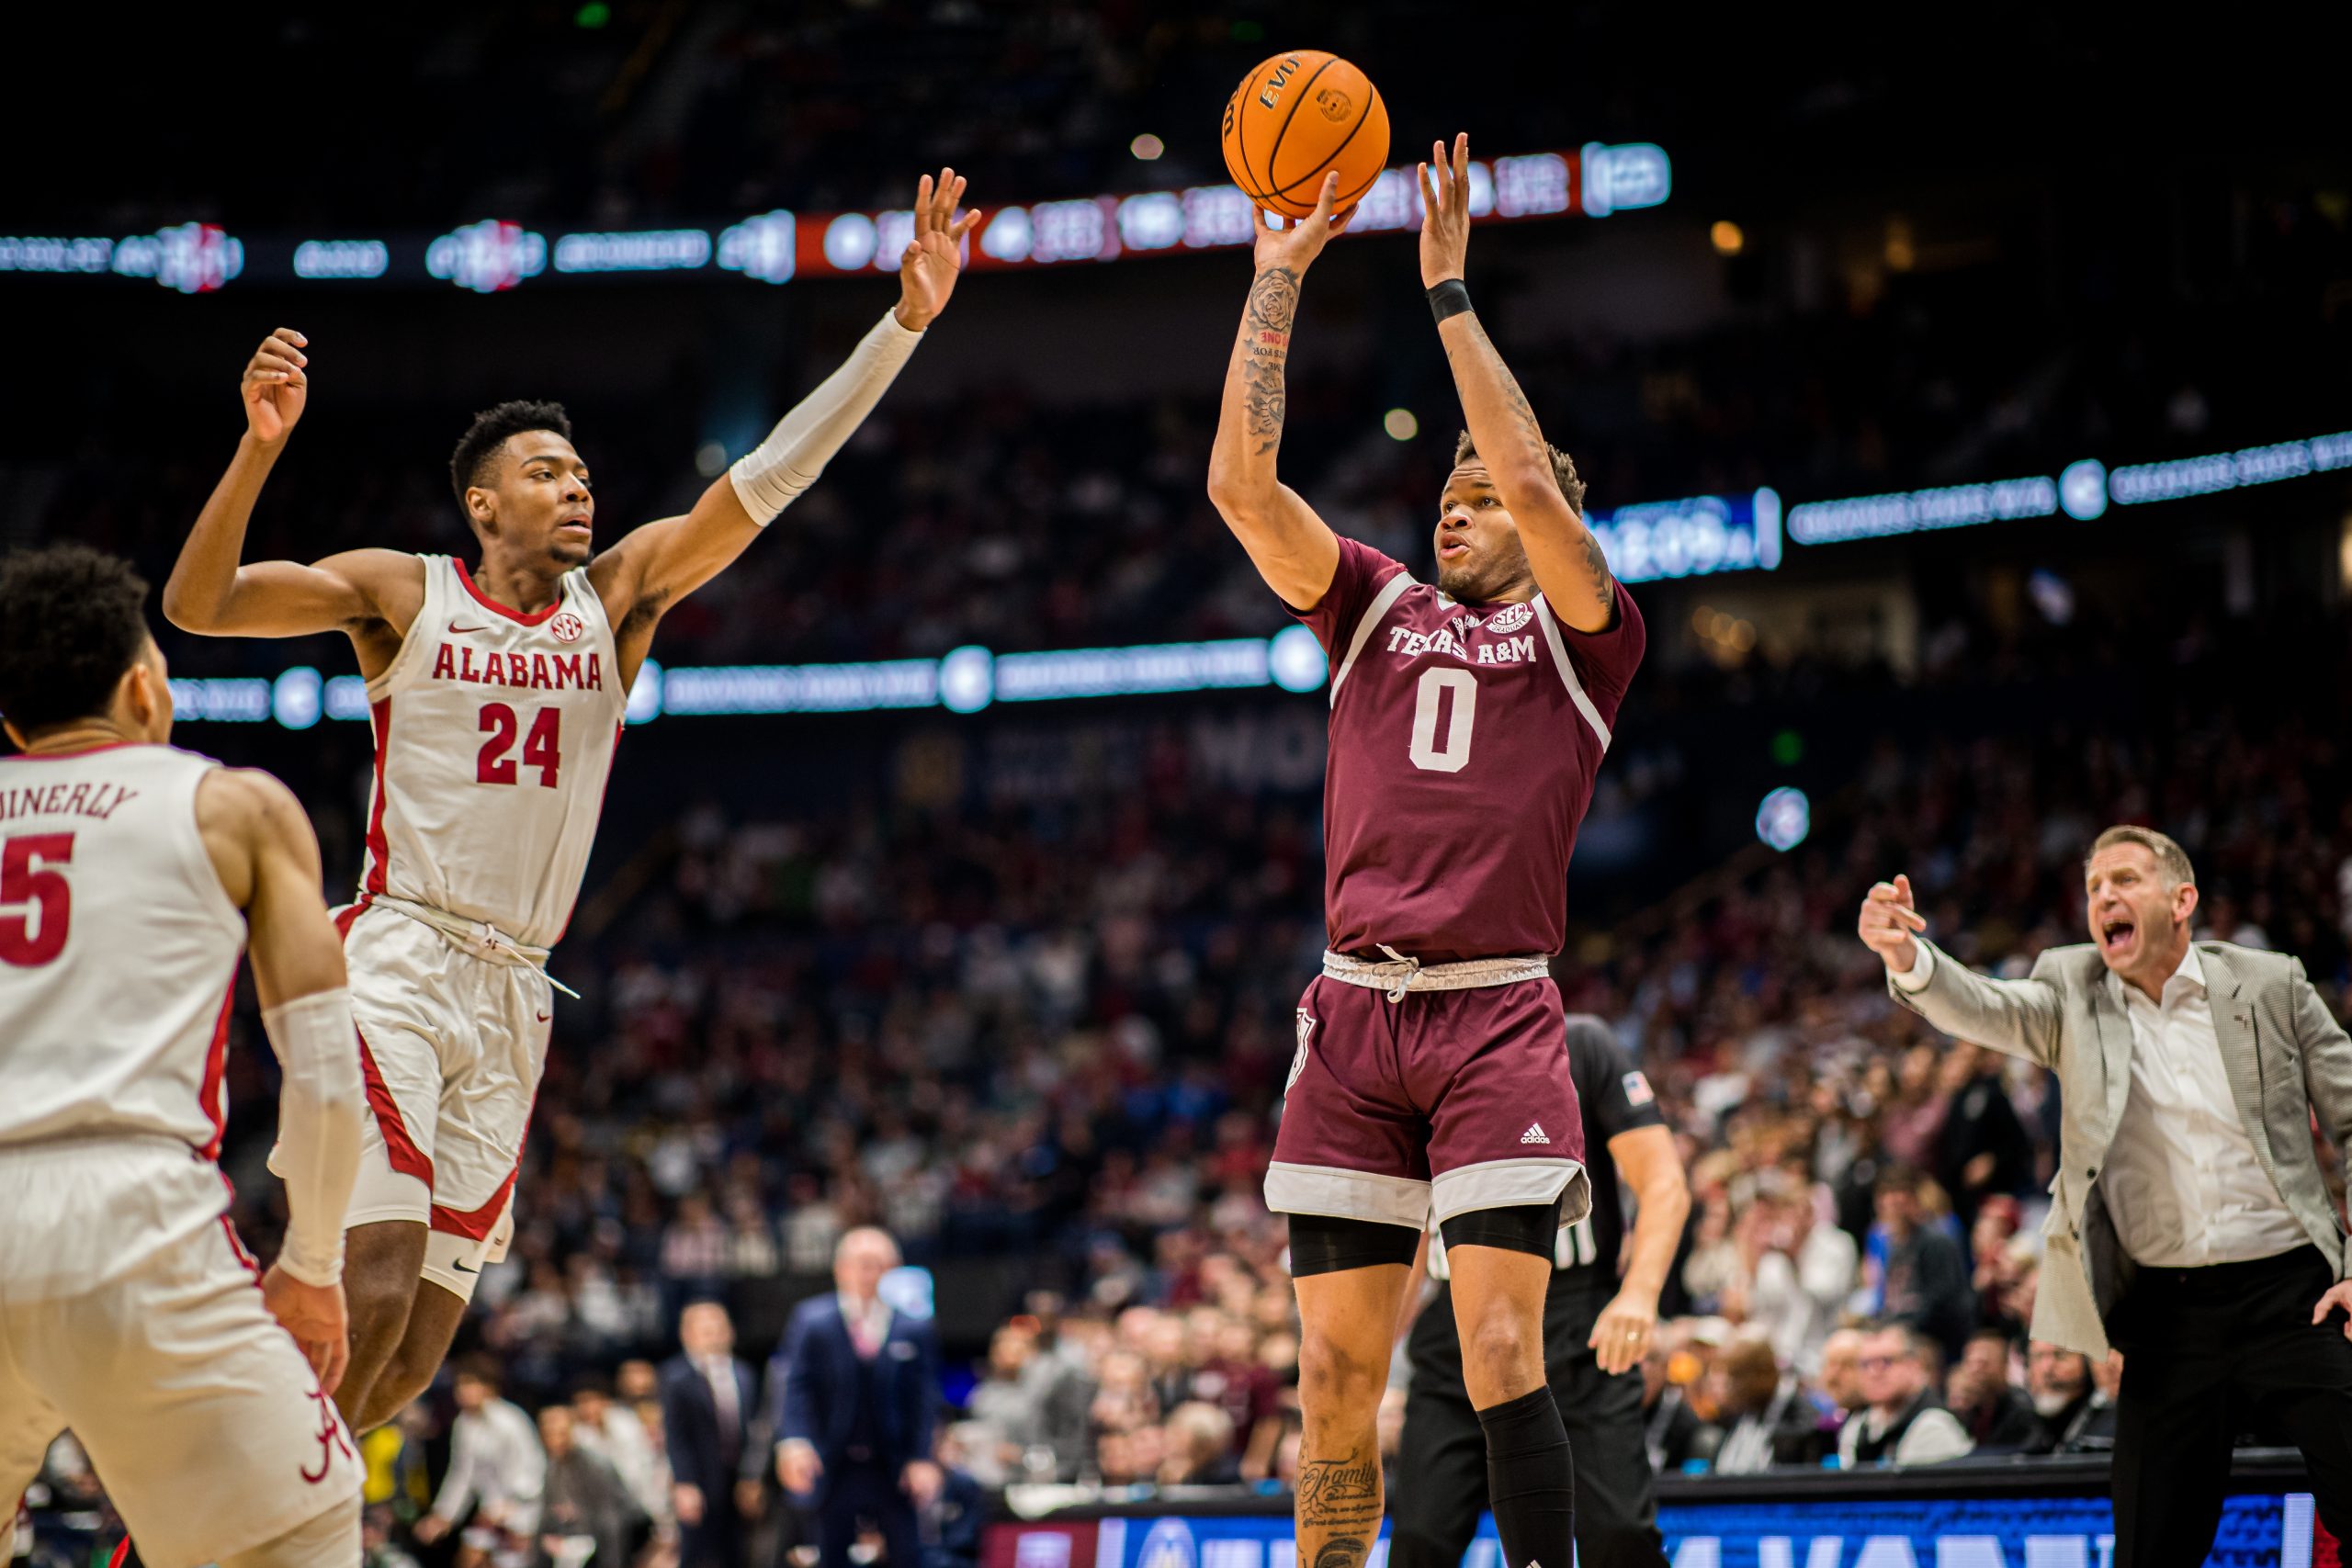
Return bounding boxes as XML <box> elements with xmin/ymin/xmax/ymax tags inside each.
<box><xmin>1264</xmin><ymin>951</ymin><xmax>1591</xmax><ymax>1234</ymax></box>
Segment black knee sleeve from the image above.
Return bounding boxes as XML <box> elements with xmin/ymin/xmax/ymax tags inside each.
<box><xmin>1288</xmin><ymin>1213</ymin><xmax>1421</xmax><ymax>1277</ymax></box>
<box><xmin>1440</xmin><ymin>1197</ymin><xmax>1563</xmax><ymax>1261</ymax></box>
<box><xmin>1480</xmin><ymin>1385</ymin><xmax>1576</xmax><ymax>1568</ymax></box>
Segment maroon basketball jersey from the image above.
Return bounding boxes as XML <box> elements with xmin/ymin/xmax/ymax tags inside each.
<box><xmin>1295</xmin><ymin>538</ymin><xmax>1645</xmax><ymax>963</ymax></box>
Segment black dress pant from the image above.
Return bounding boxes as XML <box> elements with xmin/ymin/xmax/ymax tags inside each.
<box><xmin>2109</xmin><ymin>1247</ymin><xmax>2352</xmax><ymax>1568</ymax></box>
<box><xmin>1390</xmin><ymin>1280</ymin><xmax>1667</xmax><ymax>1568</ymax></box>
<box><xmin>818</xmin><ymin>1460</ymin><xmax>922</xmax><ymax>1568</ymax></box>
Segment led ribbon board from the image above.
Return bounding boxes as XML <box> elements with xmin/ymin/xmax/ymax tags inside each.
<box><xmin>0</xmin><ymin>146</ymin><xmax>1670</xmax><ymax>292</ymax></box>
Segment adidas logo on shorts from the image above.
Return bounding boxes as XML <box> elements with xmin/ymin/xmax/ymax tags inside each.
<box><xmin>1521</xmin><ymin>1122</ymin><xmax>1549</xmax><ymax>1145</ymax></box>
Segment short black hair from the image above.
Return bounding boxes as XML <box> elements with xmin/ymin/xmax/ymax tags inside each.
<box><xmin>0</xmin><ymin>545</ymin><xmax>152</xmax><ymax>733</ymax></box>
<box><xmin>449</xmin><ymin>399</ymin><xmax>573</xmax><ymax>506</ymax></box>
<box><xmin>1453</xmin><ymin>429</ymin><xmax>1587</xmax><ymax>513</ymax></box>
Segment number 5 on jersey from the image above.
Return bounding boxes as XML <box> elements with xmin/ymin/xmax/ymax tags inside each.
<box><xmin>478</xmin><ymin>703</ymin><xmax>561</xmax><ymax>789</ymax></box>
<box><xmin>0</xmin><ymin>832</ymin><xmax>74</xmax><ymax>967</ymax></box>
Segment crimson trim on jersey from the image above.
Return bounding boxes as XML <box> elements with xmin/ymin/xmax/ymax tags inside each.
<box><xmin>354</xmin><ymin>1023</ymin><xmax>435</xmax><ymax>1187</ymax></box>
<box><xmin>456</xmin><ymin>559</ymin><xmax>566</xmax><ymax>626</ymax></box>
<box><xmin>196</xmin><ymin>963</ymin><xmax>240</xmax><ymax>1160</ymax></box>
<box><xmin>216</xmin><ymin>1168</ymin><xmax>265</xmax><ymax>1283</ymax></box>
<box><xmin>431</xmin><ymin>1160</ymin><xmax>521</xmax><ymax>1240</ymax></box>
<box><xmin>362</xmin><ymin>699</ymin><xmax>392</xmax><ymax>897</ymax></box>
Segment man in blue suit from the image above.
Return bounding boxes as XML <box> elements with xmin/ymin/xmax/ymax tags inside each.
<box><xmin>769</xmin><ymin>1227</ymin><xmax>942</xmax><ymax>1568</ymax></box>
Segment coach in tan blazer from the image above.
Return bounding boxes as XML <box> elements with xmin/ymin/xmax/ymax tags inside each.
<box><xmin>1857</xmin><ymin>825</ymin><xmax>2352</xmax><ymax>1568</ymax></box>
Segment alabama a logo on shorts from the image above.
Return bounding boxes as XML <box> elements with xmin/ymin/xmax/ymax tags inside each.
<box><xmin>1287</xmin><ymin>1010</ymin><xmax>1317</xmax><ymax>1092</ymax></box>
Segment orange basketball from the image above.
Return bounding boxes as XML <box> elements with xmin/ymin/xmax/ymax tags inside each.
<box><xmin>1220</xmin><ymin>51</ymin><xmax>1389</xmax><ymax>221</ymax></box>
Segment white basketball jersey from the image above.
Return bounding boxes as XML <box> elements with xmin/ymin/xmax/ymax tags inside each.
<box><xmin>357</xmin><ymin>556</ymin><xmax>626</xmax><ymax>946</ymax></box>
<box><xmin>0</xmin><ymin>743</ymin><xmax>246</xmax><ymax>1154</ymax></box>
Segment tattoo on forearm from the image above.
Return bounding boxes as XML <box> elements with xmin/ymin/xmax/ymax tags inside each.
<box><xmin>1239</xmin><ymin>266</ymin><xmax>1301</xmax><ymax>456</ymax></box>
<box><xmin>1313</xmin><ymin>1540</ymin><xmax>1369</xmax><ymax>1568</ymax></box>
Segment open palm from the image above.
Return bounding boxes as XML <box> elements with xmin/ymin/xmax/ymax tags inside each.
<box><xmin>896</xmin><ymin>168</ymin><xmax>982</xmax><ymax>330</ymax></box>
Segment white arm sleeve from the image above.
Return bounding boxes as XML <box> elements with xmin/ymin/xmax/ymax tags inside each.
<box><xmin>728</xmin><ymin>310</ymin><xmax>925</xmax><ymax>524</ymax></box>
<box><xmin>264</xmin><ymin>987</ymin><xmax>364</xmax><ymax>1287</ymax></box>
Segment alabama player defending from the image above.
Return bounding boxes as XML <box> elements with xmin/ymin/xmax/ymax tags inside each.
<box><xmin>0</xmin><ymin>545</ymin><xmax>365</xmax><ymax>1567</ymax></box>
<box><xmin>1205</xmin><ymin>138</ymin><xmax>1645</xmax><ymax>1568</ymax></box>
<box><xmin>162</xmin><ymin>170</ymin><xmax>982</xmax><ymax>1433</ymax></box>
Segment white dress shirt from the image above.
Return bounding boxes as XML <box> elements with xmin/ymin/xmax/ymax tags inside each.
<box><xmin>432</xmin><ymin>1396</ymin><xmax>547</xmax><ymax>1533</ymax></box>
<box><xmin>1895</xmin><ymin>942</ymin><xmax>2307</xmax><ymax>1268</ymax></box>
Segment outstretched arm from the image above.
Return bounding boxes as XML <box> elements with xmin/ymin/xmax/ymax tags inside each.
<box><xmin>1860</xmin><ymin>874</ymin><xmax>2066</xmax><ymax>1068</ymax></box>
<box><xmin>163</xmin><ymin>328</ymin><xmax>419</xmax><ymax>645</ymax></box>
<box><xmin>592</xmin><ymin>170</ymin><xmax>980</xmax><ymax>665</ymax></box>
<box><xmin>1204</xmin><ymin>174</ymin><xmax>1350</xmax><ymax>611</ymax></box>
<box><xmin>197</xmin><ymin>767</ymin><xmax>362</xmax><ymax>1393</ymax></box>
<box><xmin>1420</xmin><ymin>136</ymin><xmax>1617</xmax><ymax>632</ymax></box>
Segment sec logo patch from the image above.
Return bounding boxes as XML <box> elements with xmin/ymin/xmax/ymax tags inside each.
<box><xmin>1486</xmin><ymin>603</ymin><xmax>1533</xmax><ymax>635</ymax></box>
<box><xmin>548</xmin><ymin>612</ymin><xmax>584</xmax><ymax>644</ymax></box>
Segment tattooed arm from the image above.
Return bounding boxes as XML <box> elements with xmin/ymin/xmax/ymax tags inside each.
<box><xmin>1420</xmin><ymin>134</ymin><xmax>1619</xmax><ymax>632</ymax></box>
<box><xmin>1206</xmin><ymin>174</ymin><xmax>1351</xmax><ymax>610</ymax></box>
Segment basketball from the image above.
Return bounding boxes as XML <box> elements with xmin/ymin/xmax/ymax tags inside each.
<box><xmin>1220</xmin><ymin>51</ymin><xmax>1389</xmax><ymax>220</ymax></box>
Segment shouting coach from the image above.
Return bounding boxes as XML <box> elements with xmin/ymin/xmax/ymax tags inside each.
<box><xmin>1858</xmin><ymin>825</ymin><xmax>2352</xmax><ymax>1568</ymax></box>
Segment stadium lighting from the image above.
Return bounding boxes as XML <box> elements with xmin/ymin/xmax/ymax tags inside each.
<box><xmin>1756</xmin><ymin>786</ymin><xmax>1810</xmax><ymax>852</ymax></box>
<box><xmin>1131</xmin><ymin>134</ymin><xmax>1166</xmax><ymax>161</ymax></box>
<box><xmin>1384</xmin><ymin>409</ymin><xmax>1419</xmax><ymax>442</ymax></box>
<box><xmin>1710</xmin><ymin>220</ymin><xmax>1744</xmax><ymax>255</ymax></box>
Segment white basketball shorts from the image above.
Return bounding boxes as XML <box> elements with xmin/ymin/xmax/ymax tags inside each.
<box><xmin>0</xmin><ymin>1138</ymin><xmax>362</xmax><ymax>1568</ymax></box>
<box><xmin>334</xmin><ymin>901</ymin><xmax>549</xmax><ymax>1302</ymax></box>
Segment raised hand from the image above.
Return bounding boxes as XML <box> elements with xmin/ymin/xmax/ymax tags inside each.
<box><xmin>896</xmin><ymin>168</ymin><xmax>983</xmax><ymax>331</ymax></box>
<box><xmin>241</xmin><ymin>327</ymin><xmax>309</xmax><ymax>446</ymax></box>
<box><xmin>1858</xmin><ymin>874</ymin><xmax>1928</xmax><ymax>971</ymax></box>
<box><xmin>261</xmin><ymin>1261</ymin><xmax>350</xmax><ymax>1394</ymax></box>
<box><xmin>1250</xmin><ymin>171</ymin><xmax>1352</xmax><ymax>278</ymax></box>
<box><xmin>1418</xmin><ymin>133</ymin><xmax>1472</xmax><ymax>288</ymax></box>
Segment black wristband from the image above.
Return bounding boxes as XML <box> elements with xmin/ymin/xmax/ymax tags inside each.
<box><xmin>1427</xmin><ymin>278</ymin><xmax>1473</xmax><ymax>324</ymax></box>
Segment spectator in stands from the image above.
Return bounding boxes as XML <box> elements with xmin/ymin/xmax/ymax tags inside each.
<box><xmin>2022</xmin><ymin>1341</ymin><xmax>2112</xmax><ymax>1454</ymax></box>
<box><xmin>1930</xmin><ymin>1047</ymin><xmax>2035</xmax><ymax>1235</ymax></box>
<box><xmin>660</xmin><ymin>1302</ymin><xmax>761</xmax><ymax>1568</ymax></box>
<box><xmin>572</xmin><ymin>1379</ymin><xmax>669</xmax><ymax>1540</ymax></box>
<box><xmin>1816</xmin><ymin>1328</ymin><xmax>1868</xmax><ymax>1425</ymax></box>
<box><xmin>1945</xmin><ymin>1329</ymin><xmax>2039</xmax><ymax>1451</ymax></box>
<box><xmin>1157</xmin><ymin>1403</ymin><xmax>1240</xmax><ymax>1486</ymax></box>
<box><xmin>1741</xmin><ymin>1179</ymin><xmax>1859</xmax><ymax>1374</ymax></box>
<box><xmin>1871</xmin><ymin>1166</ymin><xmax>1975</xmax><ymax>1362</ymax></box>
<box><xmin>1707</xmin><ymin>1339</ymin><xmax>1830</xmax><ymax>1472</ymax></box>
<box><xmin>535</xmin><ymin>1404</ymin><xmax>644</xmax><ymax>1568</ymax></box>
<box><xmin>415</xmin><ymin>1360</ymin><xmax>548</xmax><ymax>1565</ymax></box>
<box><xmin>1640</xmin><ymin>1337</ymin><xmax>1705</xmax><ymax>1473</ymax></box>
<box><xmin>774</xmin><ymin>1227</ymin><xmax>942</xmax><ymax>1568</ymax></box>
<box><xmin>920</xmin><ymin>1429</ymin><xmax>987</xmax><ymax>1568</ymax></box>
<box><xmin>1837</xmin><ymin>1325</ymin><xmax>1973</xmax><ymax>1468</ymax></box>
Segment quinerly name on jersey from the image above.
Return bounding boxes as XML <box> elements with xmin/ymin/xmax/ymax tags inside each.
<box><xmin>1385</xmin><ymin>623</ymin><xmax>1540</xmax><ymax>666</ymax></box>
<box><xmin>0</xmin><ymin>781</ymin><xmax>141</xmax><ymax>823</ymax></box>
<box><xmin>429</xmin><ymin>643</ymin><xmax>607</xmax><ymax>692</ymax></box>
